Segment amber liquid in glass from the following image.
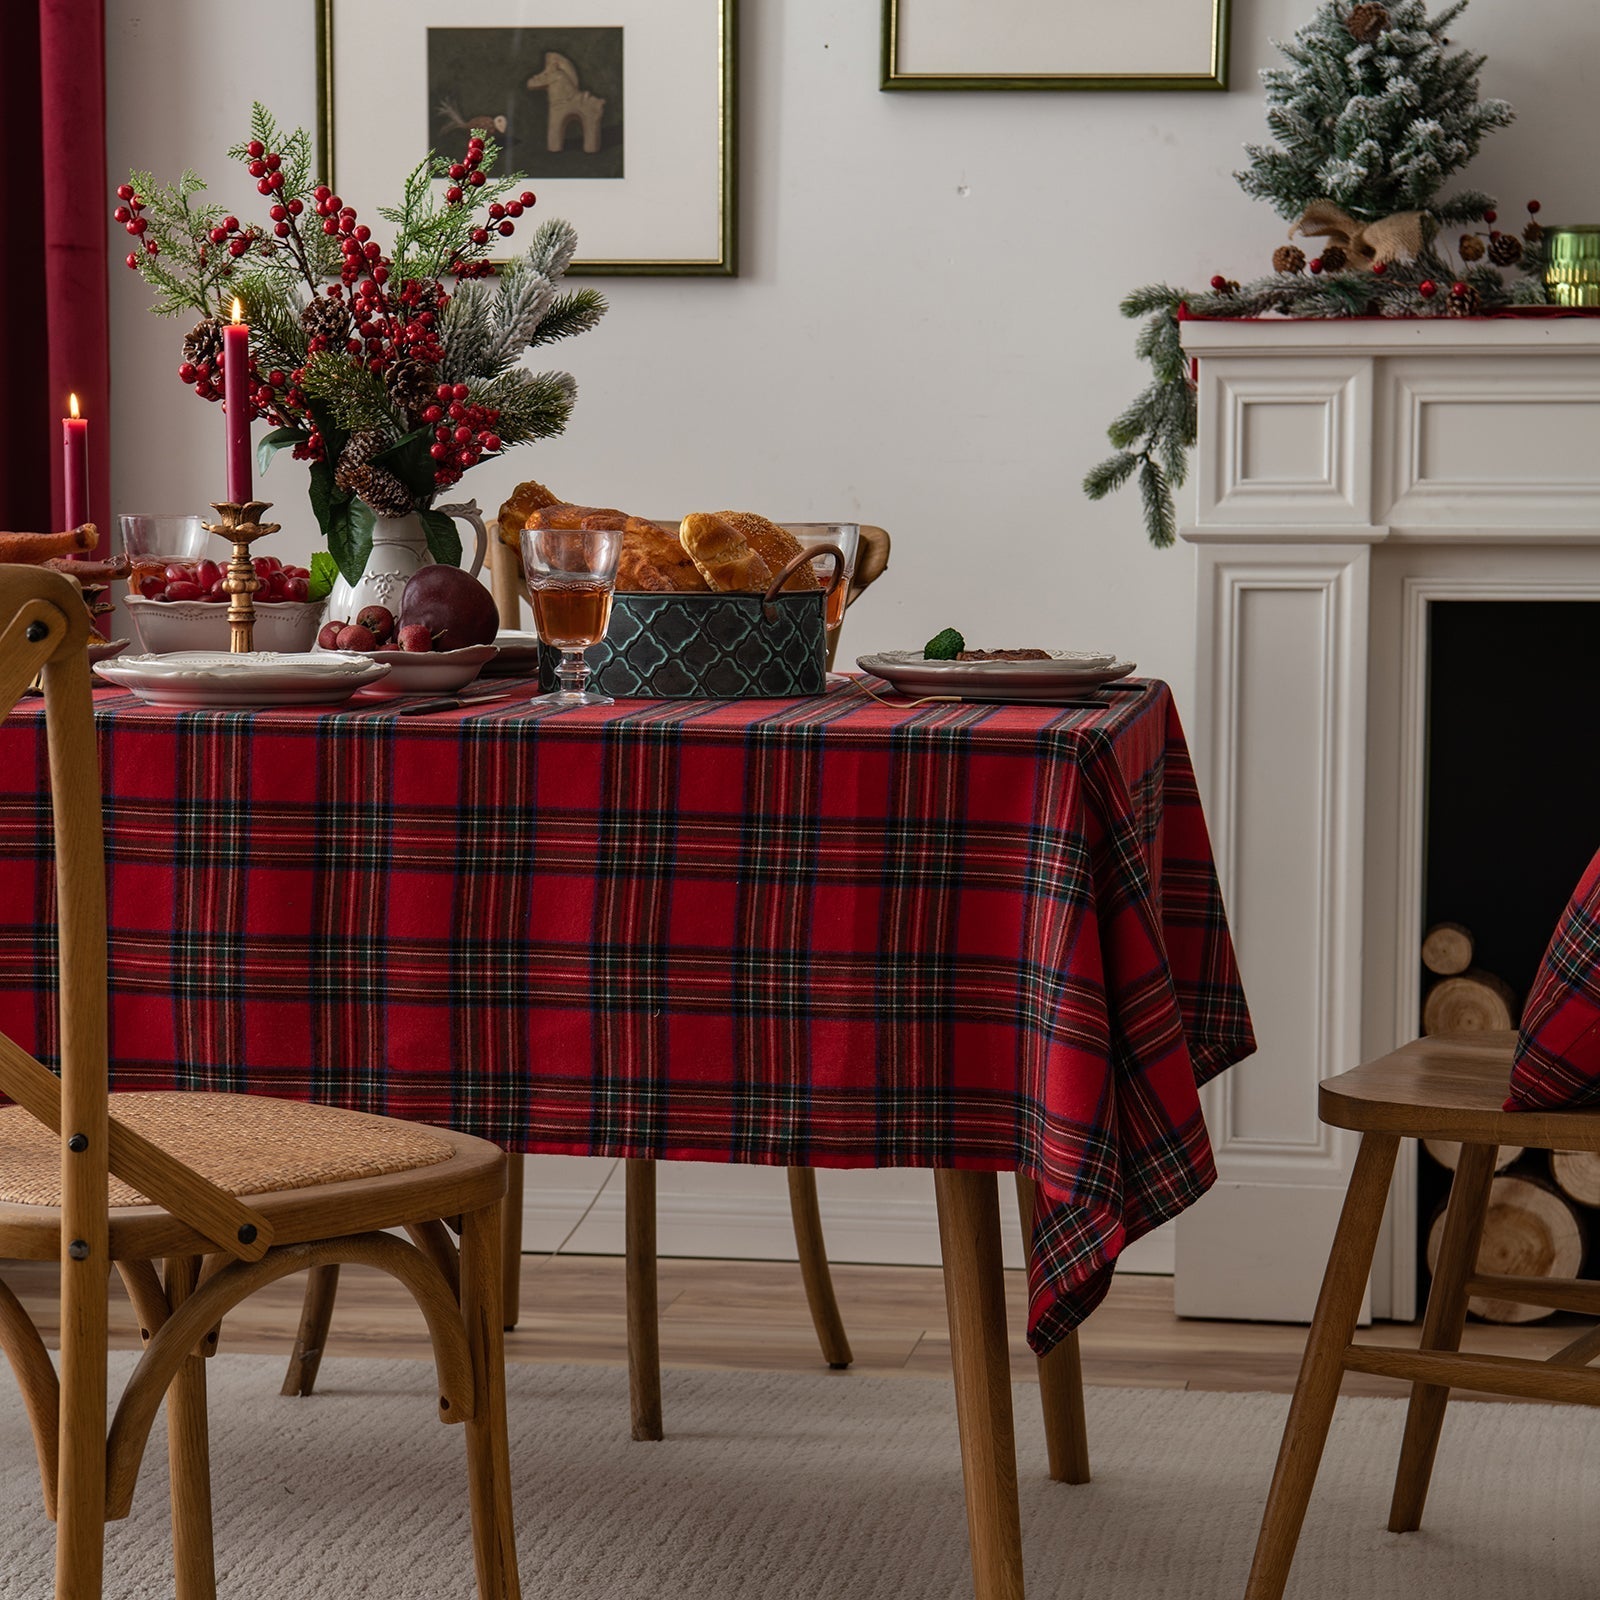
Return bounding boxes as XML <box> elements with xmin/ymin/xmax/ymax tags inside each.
<box><xmin>531</xmin><ymin>579</ymin><xmax>614</xmax><ymax>648</ymax></box>
<box><xmin>823</xmin><ymin>578</ymin><xmax>850</xmax><ymax>631</ymax></box>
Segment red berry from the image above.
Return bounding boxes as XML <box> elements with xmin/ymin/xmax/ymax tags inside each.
<box><xmin>481</xmin><ymin>433</ymin><xmax>502</xmax><ymax>452</ymax></box>
<box><xmin>313</xmin><ymin>185</ymin><xmax>330</xmax><ymax>201</ymax></box>
<box><xmin>1418</xmin><ymin>280</ymin><xmax>1438</xmax><ymax>297</ymax></box>
<box><xmin>436</xmin><ymin>383</ymin><xmax>454</xmax><ymax>400</ymax></box>
<box><xmin>274</xmin><ymin>221</ymin><xmax>290</xmax><ymax>237</ymax></box>
<box><xmin>209</xmin><ymin>226</ymin><xmax>227</xmax><ymax>244</ymax></box>
<box><xmin>288</xmin><ymin>197</ymin><xmax>304</xmax><ymax>216</ymax></box>
<box><xmin>452</xmin><ymin>383</ymin><xmax>469</xmax><ymax>401</ymax></box>
<box><xmin>248</xmin><ymin>160</ymin><xmax>266</xmax><ymax>177</ymax></box>
<box><xmin>323</xmin><ymin>218</ymin><xmax>339</xmax><ymax>235</ymax></box>
<box><xmin>489</xmin><ymin>203</ymin><xmax>506</xmax><ymax>220</ymax></box>
<box><xmin>449</xmin><ymin>163</ymin><xmax>467</xmax><ymax>180</ymax></box>
<box><xmin>497</xmin><ymin>220</ymin><xmax>514</xmax><ymax>236</ymax></box>
<box><xmin>354</xmin><ymin>224</ymin><xmax>371</xmax><ymax>241</ymax></box>
<box><xmin>145</xmin><ymin>239</ymin><xmax>160</xmax><ymax>255</ymax></box>
<box><xmin>1309</xmin><ymin>257</ymin><xmax>1324</xmax><ymax>274</ymax></box>
<box><xmin>247</xmin><ymin>140</ymin><xmax>265</xmax><ymax>159</ymax></box>
<box><xmin>1528</xmin><ymin>200</ymin><xmax>1542</xmax><ymax>214</ymax></box>
<box><xmin>257</xmin><ymin>178</ymin><xmax>272</xmax><ymax>195</ymax></box>
<box><xmin>126</xmin><ymin>251</ymin><xmax>139</xmax><ymax>268</ymax></box>
<box><xmin>265</xmin><ymin>152</ymin><xmax>281</xmax><ymax>170</ymax></box>
<box><xmin>1371</xmin><ymin>260</ymin><xmax>1387</xmax><ymax>274</ymax></box>
<box><xmin>117</xmin><ymin>183</ymin><xmax>135</xmax><ymax>200</ymax></box>
<box><xmin>454</xmin><ymin>424</ymin><xmax>473</xmax><ymax>443</ymax></box>
<box><xmin>269</xmin><ymin>204</ymin><xmax>287</xmax><ymax>222</ymax></box>
<box><xmin>429</xmin><ymin>443</ymin><xmax>451</xmax><ymax>461</ymax></box>
<box><xmin>229</xmin><ymin>237</ymin><xmax>249</xmax><ymax>257</ymax></box>
<box><xmin>445</xmin><ymin>185</ymin><xmax>463</xmax><ymax>204</ymax></box>
<box><xmin>506</xmin><ymin>201</ymin><xmax>523</xmax><ymax>218</ymax></box>
<box><xmin>1483</xmin><ymin>209</ymin><xmax>1497</xmax><ymax>224</ymax></box>
<box><xmin>519</xmin><ymin>191</ymin><xmax>535</xmax><ymax>206</ymax></box>
<box><xmin>471</xmin><ymin>227</ymin><xmax>489</xmax><ymax>245</ymax></box>
<box><xmin>178</xmin><ymin>361</ymin><xmax>197</xmax><ymax>381</ymax></box>
<box><xmin>113</xmin><ymin>205</ymin><xmax>130</xmax><ymax>223</ymax></box>
<box><xmin>1209</xmin><ymin>274</ymin><xmax>1227</xmax><ymax>290</ymax></box>
<box><xmin>468</xmin><ymin>171</ymin><xmax>486</xmax><ymax>187</ymax></box>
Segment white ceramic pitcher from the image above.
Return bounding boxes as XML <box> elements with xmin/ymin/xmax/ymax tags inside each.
<box><xmin>326</xmin><ymin>500</ymin><xmax>488</xmax><ymax>623</ymax></box>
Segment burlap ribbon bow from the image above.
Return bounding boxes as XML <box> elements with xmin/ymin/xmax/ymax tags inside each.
<box><xmin>1291</xmin><ymin>200</ymin><xmax>1430</xmax><ymax>268</ymax></box>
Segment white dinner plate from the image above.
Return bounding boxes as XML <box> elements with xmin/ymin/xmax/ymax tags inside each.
<box><xmin>857</xmin><ymin>650</ymin><xmax>1137</xmax><ymax>703</ymax></box>
<box><xmin>479</xmin><ymin>629</ymin><xmax>543</xmax><ymax>675</ymax></box>
<box><xmin>94</xmin><ymin>651</ymin><xmax>391</xmax><ymax>709</ymax></box>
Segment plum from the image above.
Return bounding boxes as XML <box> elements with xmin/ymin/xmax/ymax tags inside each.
<box><xmin>398</xmin><ymin>563</ymin><xmax>497</xmax><ymax>649</ymax></box>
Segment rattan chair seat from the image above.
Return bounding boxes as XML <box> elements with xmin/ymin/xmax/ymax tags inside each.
<box><xmin>0</xmin><ymin>1091</ymin><xmax>452</xmax><ymax>1208</ymax></box>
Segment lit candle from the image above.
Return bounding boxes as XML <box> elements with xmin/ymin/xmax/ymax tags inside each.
<box><xmin>223</xmin><ymin>298</ymin><xmax>252</xmax><ymax>504</ymax></box>
<box><xmin>62</xmin><ymin>394</ymin><xmax>89</xmax><ymax>533</ymax></box>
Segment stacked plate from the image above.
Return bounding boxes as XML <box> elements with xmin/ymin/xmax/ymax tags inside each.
<box><xmin>94</xmin><ymin>651</ymin><xmax>391</xmax><ymax>709</ymax></box>
<box><xmin>856</xmin><ymin>649</ymin><xmax>1137</xmax><ymax>704</ymax></box>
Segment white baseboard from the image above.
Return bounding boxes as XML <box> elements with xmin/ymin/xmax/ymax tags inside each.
<box><xmin>521</xmin><ymin>1165</ymin><xmax>1174</xmax><ymax>1276</ymax></box>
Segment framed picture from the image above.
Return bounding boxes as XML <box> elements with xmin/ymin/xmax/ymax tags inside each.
<box><xmin>317</xmin><ymin>0</ymin><xmax>737</xmax><ymax>276</ymax></box>
<box><xmin>881</xmin><ymin>0</ymin><xmax>1229</xmax><ymax>92</ymax></box>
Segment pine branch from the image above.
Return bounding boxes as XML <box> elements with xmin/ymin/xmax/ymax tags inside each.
<box><xmin>299</xmin><ymin>352</ymin><xmax>403</xmax><ymax>435</ymax></box>
<box><xmin>470</xmin><ymin>369</ymin><xmax>577</xmax><ymax>444</ymax></box>
<box><xmin>530</xmin><ymin>288</ymin><xmax>608</xmax><ymax>347</ymax></box>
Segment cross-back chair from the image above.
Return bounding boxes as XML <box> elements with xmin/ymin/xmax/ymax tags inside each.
<box><xmin>1247</xmin><ymin>1028</ymin><xmax>1600</xmax><ymax>1599</ymax></box>
<box><xmin>0</xmin><ymin>565</ymin><xmax>520</xmax><ymax>1599</ymax></box>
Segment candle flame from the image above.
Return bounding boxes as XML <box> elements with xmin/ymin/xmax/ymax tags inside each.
<box><xmin>68</xmin><ymin>393</ymin><xmax>80</xmax><ymax>420</ymax></box>
<box><xmin>231</xmin><ymin>297</ymin><xmax>244</xmax><ymax>324</ymax></box>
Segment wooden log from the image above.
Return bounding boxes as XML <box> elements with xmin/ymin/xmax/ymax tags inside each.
<box><xmin>1426</xmin><ymin>1175</ymin><xmax>1584</xmax><ymax>1324</ymax></box>
<box><xmin>1421</xmin><ymin>1140</ymin><xmax>1523</xmax><ymax>1174</ymax></box>
<box><xmin>1551</xmin><ymin>1148</ymin><xmax>1600</xmax><ymax>1208</ymax></box>
<box><xmin>1421</xmin><ymin>969</ymin><xmax>1517</xmax><ymax>1036</ymax></box>
<box><xmin>1421</xmin><ymin>922</ymin><xmax>1474</xmax><ymax>976</ymax></box>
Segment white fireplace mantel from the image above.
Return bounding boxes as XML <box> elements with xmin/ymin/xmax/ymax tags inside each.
<box><xmin>1174</xmin><ymin>316</ymin><xmax>1600</xmax><ymax>1324</ymax></box>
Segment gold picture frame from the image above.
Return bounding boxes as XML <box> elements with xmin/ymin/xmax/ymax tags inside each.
<box><xmin>881</xmin><ymin>0</ymin><xmax>1229</xmax><ymax>93</ymax></box>
<box><xmin>316</xmin><ymin>0</ymin><xmax>739</xmax><ymax>276</ymax></box>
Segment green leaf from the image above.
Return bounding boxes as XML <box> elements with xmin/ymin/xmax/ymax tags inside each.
<box><xmin>307</xmin><ymin>551</ymin><xmax>338</xmax><ymax>601</ymax></box>
<box><xmin>417</xmin><ymin>509</ymin><xmax>462</xmax><ymax>569</ymax></box>
<box><xmin>256</xmin><ymin>426</ymin><xmax>304</xmax><ymax>475</ymax></box>
<box><xmin>306</xmin><ymin>459</ymin><xmax>339</xmax><ymax>543</ymax></box>
<box><xmin>924</xmin><ymin>628</ymin><xmax>965</xmax><ymax>661</ymax></box>
<box><xmin>345</xmin><ymin>498</ymin><xmax>376</xmax><ymax>585</ymax></box>
<box><xmin>372</xmin><ymin>428</ymin><xmax>438</xmax><ymax>503</ymax></box>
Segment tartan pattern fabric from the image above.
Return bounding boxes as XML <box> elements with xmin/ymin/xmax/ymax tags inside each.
<box><xmin>1509</xmin><ymin>846</ymin><xmax>1600</xmax><ymax>1111</ymax></box>
<box><xmin>0</xmin><ymin>676</ymin><xmax>1253</xmax><ymax>1352</ymax></box>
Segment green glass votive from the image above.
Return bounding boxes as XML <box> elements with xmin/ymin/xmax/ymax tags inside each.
<box><xmin>1544</xmin><ymin>226</ymin><xmax>1600</xmax><ymax>307</ymax></box>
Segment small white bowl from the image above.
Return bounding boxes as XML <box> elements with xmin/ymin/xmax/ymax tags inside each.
<box><xmin>126</xmin><ymin>596</ymin><xmax>327</xmax><ymax>655</ymax></box>
<box><xmin>351</xmin><ymin>643</ymin><xmax>499</xmax><ymax>698</ymax></box>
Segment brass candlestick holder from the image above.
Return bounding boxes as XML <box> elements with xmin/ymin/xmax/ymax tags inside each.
<box><xmin>202</xmin><ymin>500</ymin><xmax>281</xmax><ymax>653</ymax></box>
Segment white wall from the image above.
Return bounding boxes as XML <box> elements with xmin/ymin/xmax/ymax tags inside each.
<box><xmin>106</xmin><ymin>0</ymin><xmax>1600</xmax><ymax>1267</ymax></box>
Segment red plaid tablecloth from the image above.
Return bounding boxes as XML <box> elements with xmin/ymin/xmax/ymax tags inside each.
<box><xmin>0</xmin><ymin>675</ymin><xmax>1253</xmax><ymax>1352</ymax></box>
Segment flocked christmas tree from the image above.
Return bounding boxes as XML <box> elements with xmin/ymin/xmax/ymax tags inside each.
<box><xmin>1087</xmin><ymin>0</ymin><xmax>1544</xmax><ymax>547</ymax></box>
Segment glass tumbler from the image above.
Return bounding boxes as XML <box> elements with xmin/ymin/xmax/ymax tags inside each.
<box><xmin>520</xmin><ymin>524</ymin><xmax>623</xmax><ymax>708</ymax></box>
<box><xmin>118</xmin><ymin>513</ymin><xmax>210</xmax><ymax>598</ymax></box>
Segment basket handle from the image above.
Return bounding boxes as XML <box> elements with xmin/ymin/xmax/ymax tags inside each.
<box><xmin>762</xmin><ymin>544</ymin><xmax>843</xmax><ymax>623</ymax></box>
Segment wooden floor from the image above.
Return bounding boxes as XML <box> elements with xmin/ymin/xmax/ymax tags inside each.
<box><xmin>0</xmin><ymin>1253</ymin><xmax>1577</xmax><ymax>1401</ymax></box>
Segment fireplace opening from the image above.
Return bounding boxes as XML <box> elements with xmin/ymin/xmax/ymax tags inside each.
<box><xmin>1417</xmin><ymin>599</ymin><xmax>1600</xmax><ymax>1312</ymax></box>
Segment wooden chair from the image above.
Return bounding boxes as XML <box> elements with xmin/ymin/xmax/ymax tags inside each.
<box><xmin>1246</xmin><ymin>1028</ymin><xmax>1600</xmax><ymax>1600</ymax></box>
<box><xmin>0</xmin><ymin>565</ymin><xmax>520</xmax><ymax>1599</ymax></box>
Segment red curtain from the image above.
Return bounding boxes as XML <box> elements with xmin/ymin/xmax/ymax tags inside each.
<box><xmin>0</xmin><ymin>1</ymin><xmax>110</xmax><ymax>550</ymax></box>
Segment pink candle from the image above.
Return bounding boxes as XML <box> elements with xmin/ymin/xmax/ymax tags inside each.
<box><xmin>62</xmin><ymin>395</ymin><xmax>89</xmax><ymax>532</ymax></box>
<box><xmin>223</xmin><ymin>299</ymin><xmax>253</xmax><ymax>503</ymax></box>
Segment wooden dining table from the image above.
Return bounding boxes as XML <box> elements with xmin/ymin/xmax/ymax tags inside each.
<box><xmin>0</xmin><ymin>671</ymin><xmax>1253</xmax><ymax>1599</ymax></box>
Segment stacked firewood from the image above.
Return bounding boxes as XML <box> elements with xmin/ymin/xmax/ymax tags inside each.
<box><xmin>1419</xmin><ymin>920</ymin><xmax>1586</xmax><ymax>1324</ymax></box>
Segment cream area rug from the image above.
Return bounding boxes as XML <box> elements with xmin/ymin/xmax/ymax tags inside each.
<box><xmin>0</xmin><ymin>1357</ymin><xmax>1595</xmax><ymax>1598</ymax></box>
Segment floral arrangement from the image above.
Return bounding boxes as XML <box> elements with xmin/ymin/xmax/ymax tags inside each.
<box><xmin>115</xmin><ymin>104</ymin><xmax>605</xmax><ymax>581</ymax></box>
<box><xmin>1086</xmin><ymin>0</ymin><xmax>1547</xmax><ymax>546</ymax></box>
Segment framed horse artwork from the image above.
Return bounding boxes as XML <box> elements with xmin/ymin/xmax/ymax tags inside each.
<box><xmin>318</xmin><ymin>0</ymin><xmax>738</xmax><ymax>276</ymax></box>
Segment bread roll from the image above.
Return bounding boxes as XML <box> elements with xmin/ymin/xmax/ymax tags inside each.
<box><xmin>620</xmin><ymin>517</ymin><xmax>708</xmax><ymax>592</ymax></box>
<box><xmin>495</xmin><ymin>479</ymin><xmax>564</xmax><ymax>549</ymax></box>
<box><xmin>716</xmin><ymin>512</ymin><xmax>819</xmax><ymax>591</ymax></box>
<box><xmin>679</xmin><ymin>513</ymin><xmax>773</xmax><ymax>593</ymax></box>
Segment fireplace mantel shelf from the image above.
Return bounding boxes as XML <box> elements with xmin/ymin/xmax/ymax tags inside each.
<box><xmin>1178</xmin><ymin>315</ymin><xmax>1600</xmax><ymax>546</ymax></box>
<box><xmin>1174</xmin><ymin>305</ymin><xmax>1600</xmax><ymax>1325</ymax></box>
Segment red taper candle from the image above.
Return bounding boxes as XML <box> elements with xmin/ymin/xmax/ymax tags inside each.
<box><xmin>62</xmin><ymin>393</ymin><xmax>89</xmax><ymax>533</ymax></box>
<box><xmin>223</xmin><ymin>298</ymin><xmax>253</xmax><ymax>504</ymax></box>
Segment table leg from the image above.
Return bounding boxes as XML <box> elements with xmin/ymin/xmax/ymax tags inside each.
<box><xmin>501</xmin><ymin>1153</ymin><xmax>525</xmax><ymax>1332</ymax></box>
<box><xmin>625</xmin><ymin>1158</ymin><xmax>663</xmax><ymax>1441</ymax></box>
<box><xmin>935</xmin><ymin>1169</ymin><xmax>1025</xmax><ymax>1600</ymax></box>
<box><xmin>1013</xmin><ymin>1173</ymin><xmax>1090</xmax><ymax>1485</ymax></box>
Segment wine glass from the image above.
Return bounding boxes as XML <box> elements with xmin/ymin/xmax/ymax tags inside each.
<box><xmin>784</xmin><ymin>523</ymin><xmax>859</xmax><ymax>633</ymax></box>
<box><xmin>520</xmin><ymin>524</ymin><xmax>622</xmax><ymax>708</ymax></box>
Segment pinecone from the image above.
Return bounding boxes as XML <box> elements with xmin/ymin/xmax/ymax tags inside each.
<box><xmin>1458</xmin><ymin>233</ymin><xmax>1486</xmax><ymax>262</ymax></box>
<box><xmin>1273</xmin><ymin>245</ymin><xmax>1306</xmax><ymax>275</ymax></box>
<box><xmin>299</xmin><ymin>296</ymin><xmax>351</xmax><ymax>346</ymax></box>
<box><xmin>1523</xmin><ymin>220</ymin><xmax>1544</xmax><ymax>244</ymax></box>
<box><xmin>1320</xmin><ymin>245</ymin><xmax>1349</xmax><ymax>273</ymax></box>
<box><xmin>1488</xmin><ymin>232</ymin><xmax>1523</xmax><ymax>266</ymax></box>
<box><xmin>182</xmin><ymin>316</ymin><xmax>225</xmax><ymax>373</ymax></box>
<box><xmin>1446</xmin><ymin>282</ymin><xmax>1482</xmax><ymax>318</ymax></box>
<box><xmin>342</xmin><ymin>465</ymin><xmax>413</xmax><ymax>517</ymax></box>
<box><xmin>385</xmin><ymin>357</ymin><xmax>438</xmax><ymax>421</ymax></box>
<box><xmin>1345</xmin><ymin>3</ymin><xmax>1389</xmax><ymax>43</ymax></box>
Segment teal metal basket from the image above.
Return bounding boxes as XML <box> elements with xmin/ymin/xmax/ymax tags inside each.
<box><xmin>537</xmin><ymin>545</ymin><xmax>843</xmax><ymax>700</ymax></box>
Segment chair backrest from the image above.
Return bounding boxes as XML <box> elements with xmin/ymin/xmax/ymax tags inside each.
<box><xmin>0</xmin><ymin>564</ymin><xmax>273</xmax><ymax>1264</ymax></box>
